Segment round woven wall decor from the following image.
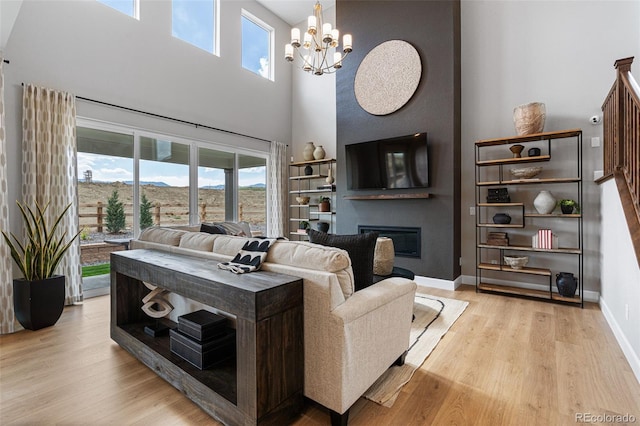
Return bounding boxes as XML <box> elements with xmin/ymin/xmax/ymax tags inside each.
<box><xmin>354</xmin><ymin>40</ymin><xmax>422</xmax><ymax>116</ymax></box>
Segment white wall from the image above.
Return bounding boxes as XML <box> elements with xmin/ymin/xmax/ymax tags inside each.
<box><xmin>2</xmin><ymin>0</ymin><xmax>293</xmax><ymax>232</ymax></box>
<box><xmin>600</xmin><ymin>179</ymin><xmax>640</xmax><ymax>382</ymax></box>
<box><xmin>460</xmin><ymin>0</ymin><xmax>640</xmax><ymax>295</ymax></box>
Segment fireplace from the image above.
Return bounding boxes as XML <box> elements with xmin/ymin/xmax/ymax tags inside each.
<box><xmin>358</xmin><ymin>225</ymin><xmax>421</xmax><ymax>258</ymax></box>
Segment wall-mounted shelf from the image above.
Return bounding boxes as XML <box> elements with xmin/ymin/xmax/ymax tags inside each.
<box><xmin>289</xmin><ymin>159</ymin><xmax>336</xmax><ymax>238</ymax></box>
<box><xmin>343</xmin><ymin>193</ymin><xmax>431</xmax><ymax>200</ymax></box>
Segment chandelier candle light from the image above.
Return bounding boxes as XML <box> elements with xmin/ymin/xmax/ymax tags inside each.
<box><xmin>284</xmin><ymin>1</ymin><xmax>352</xmax><ymax>75</ymax></box>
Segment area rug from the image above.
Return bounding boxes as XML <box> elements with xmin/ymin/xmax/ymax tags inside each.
<box><xmin>363</xmin><ymin>292</ymin><xmax>469</xmax><ymax>407</ymax></box>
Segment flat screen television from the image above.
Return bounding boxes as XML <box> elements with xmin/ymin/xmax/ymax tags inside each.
<box><xmin>345</xmin><ymin>132</ymin><xmax>429</xmax><ymax>190</ymax></box>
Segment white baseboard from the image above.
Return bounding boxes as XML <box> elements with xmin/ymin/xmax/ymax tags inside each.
<box><xmin>599</xmin><ymin>297</ymin><xmax>640</xmax><ymax>384</ymax></box>
<box><xmin>399</xmin><ymin>273</ymin><xmax>601</xmax><ymax>304</ymax></box>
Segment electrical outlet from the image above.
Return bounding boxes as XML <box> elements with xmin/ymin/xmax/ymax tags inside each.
<box><xmin>591</xmin><ymin>137</ymin><xmax>601</xmax><ymax>147</ymax></box>
<box><xmin>625</xmin><ymin>304</ymin><xmax>629</xmax><ymax>321</ymax></box>
<box><xmin>470</xmin><ymin>206</ymin><xmax>476</xmax><ymax>216</ymax></box>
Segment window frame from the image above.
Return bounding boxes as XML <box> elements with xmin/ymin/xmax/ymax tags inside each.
<box><xmin>241</xmin><ymin>9</ymin><xmax>275</xmax><ymax>81</ymax></box>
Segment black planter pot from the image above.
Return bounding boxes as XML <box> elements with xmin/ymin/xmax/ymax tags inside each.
<box><xmin>14</xmin><ymin>275</ymin><xmax>65</xmax><ymax>330</ymax></box>
<box><xmin>493</xmin><ymin>213</ymin><xmax>512</xmax><ymax>224</ymax></box>
<box><xmin>560</xmin><ymin>204</ymin><xmax>574</xmax><ymax>214</ymax></box>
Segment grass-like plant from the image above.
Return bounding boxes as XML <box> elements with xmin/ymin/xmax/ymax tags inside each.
<box><xmin>1</xmin><ymin>201</ymin><xmax>80</xmax><ymax>281</ymax></box>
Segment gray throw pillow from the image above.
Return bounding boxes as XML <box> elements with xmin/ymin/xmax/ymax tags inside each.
<box><xmin>308</xmin><ymin>229</ymin><xmax>379</xmax><ymax>291</ymax></box>
<box><xmin>200</xmin><ymin>223</ymin><xmax>227</xmax><ymax>234</ymax></box>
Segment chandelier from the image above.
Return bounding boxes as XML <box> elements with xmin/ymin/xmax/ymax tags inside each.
<box><xmin>284</xmin><ymin>1</ymin><xmax>352</xmax><ymax>75</ymax></box>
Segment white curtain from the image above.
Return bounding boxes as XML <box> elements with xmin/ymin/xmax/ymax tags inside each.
<box><xmin>267</xmin><ymin>141</ymin><xmax>288</xmax><ymax>238</ymax></box>
<box><xmin>0</xmin><ymin>58</ymin><xmax>16</xmax><ymax>333</ymax></box>
<box><xmin>22</xmin><ymin>84</ymin><xmax>82</xmax><ymax>305</ymax></box>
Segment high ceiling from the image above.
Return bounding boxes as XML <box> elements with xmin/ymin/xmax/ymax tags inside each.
<box><xmin>256</xmin><ymin>0</ymin><xmax>335</xmax><ymax>26</ymax></box>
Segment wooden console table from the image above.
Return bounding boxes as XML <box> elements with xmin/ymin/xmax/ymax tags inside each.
<box><xmin>110</xmin><ymin>249</ymin><xmax>304</xmax><ymax>425</ymax></box>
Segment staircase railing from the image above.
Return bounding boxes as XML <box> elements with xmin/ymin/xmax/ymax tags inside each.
<box><xmin>601</xmin><ymin>57</ymin><xmax>640</xmax><ymax>267</ymax></box>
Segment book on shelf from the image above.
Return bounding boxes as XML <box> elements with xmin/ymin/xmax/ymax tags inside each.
<box><xmin>532</xmin><ymin>229</ymin><xmax>558</xmax><ymax>249</ymax></box>
<box><xmin>487</xmin><ymin>231</ymin><xmax>509</xmax><ymax>246</ymax></box>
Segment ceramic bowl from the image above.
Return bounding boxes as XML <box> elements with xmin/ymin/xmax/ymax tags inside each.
<box><xmin>295</xmin><ymin>196</ymin><xmax>310</xmax><ymax>205</ymax></box>
<box><xmin>510</xmin><ymin>166</ymin><xmax>542</xmax><ymax>179</ymax></box>
<box><xmin>504</xmin><ymin>255</ymin><xmax>529</xmax><ymax>270</ymax></box>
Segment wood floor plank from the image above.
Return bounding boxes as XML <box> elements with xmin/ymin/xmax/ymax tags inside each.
<box><xmin>1</xmin><ymin>286</ymin><xmax>639</xmax><ymax>425</ymax></box>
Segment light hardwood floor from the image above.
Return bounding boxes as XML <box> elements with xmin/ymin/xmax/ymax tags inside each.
<box><xmin>1</xmin><ymin>285</ymin><xmax>639</xmax><ymax>425</ymax></box>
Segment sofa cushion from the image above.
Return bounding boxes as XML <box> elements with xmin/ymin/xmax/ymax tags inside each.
<box><xmin>179</xmin><ymin>232</ymin><xmax>217</xmax><ymax>251</ymax></box>
<box><xmin>138</xmin><ymin>227</ymin><xmax>186</xmax><ymax>246</ymax></box>
<box><xmin>308</xmin><ymin>230</ymin><xmax>379</xmax><ymax>291</ymax></box>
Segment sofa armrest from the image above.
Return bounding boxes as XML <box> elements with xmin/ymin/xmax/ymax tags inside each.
<box><xmin>331</xmin><ymin>277</ymin><xmax>416</xmax><ymax>324</ymax></box>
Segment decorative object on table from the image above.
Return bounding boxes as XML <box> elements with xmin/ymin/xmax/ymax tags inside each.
<box><xmin>533</xmin><ymin>190</ymin><xmax>556</xmax><ymax>214</ymax></box>
<box><xmin>373</xmin><ymin>237</ymin><xmax>395</xmax><ymax>276</ymax></box>
<box><xmin>313</xmin><ymin>145</ymin><xmax>326</xmax><ymax>160</ymax></box>
<box><xmin>354</xmin><ymin>40</ymin><xmax>421</xmax><ymax>115</ymax></box>
<box><xmin>528</xmin><ymin>147</ymin><xmax>541</xmax><ymax>157</ymax></box>
<box><xmin>509</xmin><ymin>144</ymin><xmax>525</xmax><ymax>158</ymax></box>
<box><xmin>492</xmin><ymin>213</ymin><xmax>512</xmax><ymax>224</ymax></box>
<box><xmin>284</xmin><ymin>1</ymin><xmax>353</xmax><ymax>75</ymax></box>
<box><xmin>513</xmin><ymin>102</ymin><xmax>546</xmax><ymax>135</ymax></box>
<box><xmin>558</xmin><ymin>199</ymin><xmax>580</xmax><ymax>214</ymax></box>
<box><xmin>325</xmin><ymin>164</ymin><xmax>335</xmax><ymax>184</ymax></box>
<box><xmin>318</xmin><ymin>197</ymin><xmax>331</xmax><ymax>212</ymax></box>
<box><xmin>556</xmin><ymin>272</ymin><xmax>578</xmax><ymax>297</ymax></box>
<box><xmin>296</xmin><ymin>196</ymin><xmax>310</xmax><ymax>205</ymax></box>
<box><xmin>503</xmin><ymin>255</ymin><xmax>529</xmax><ymax>270</ymax></box>
<box><xmin>486</xmin><ymin>187</ymin><xmax>510</xmax><ymax>203</ymax></box>
<box><xmin>170</xmin><ymin>311</ymin><xmax>235</xmax><ymax>370</ymax></box>
<box><xmin>532</xmin><ymin>229</ymin><xmax>558</xmax><ymax>249</ymax></box>
<box><xmin>487</xmin><ymin>232</ymin><xmax>509</xmax><ymax>246</ymax></box>
<box><xmin>1</xmin><ymin>201</ymin><xmax>81</xmax><ymax>330</ymax></box>
<box><xmin>510</xmin><ymin>166</ymin><xmax>542</xmax><ymax>179</ymax></box>
<box><xmin>316</xmin><ymin>221</ymin><xmax>330</xmax><ymax>232</ymax></box>
<box><xmin>303</xmin><ymin>141</ymin><xmax>316</xmax><ymax>161</ymax></box>
<box><xmin>304</xmin><ymin>165</ymin><xmax>313</xmax><ymax>176</ymax></box>
<box><xmin>141</xmin><ymin>280</ymin><xmax>174</xmax><ymax>336</ymax></box>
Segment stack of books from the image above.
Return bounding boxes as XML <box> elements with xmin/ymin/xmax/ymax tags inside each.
<box><xmin>486</xmin><ymin>187</ymin><xmax>510</xmax><ymax>203</ymax></box>
<box><xmin>532</xmin><ymin>229</ymin><xmax>558</xmax><ymax>249</ymax></box>
<box><xmin>487</xmin><ymin>232</ymin><xmax>509</xmax><ymax>246</ymax></box>
<box><xmin>317</xmin><ymin>184</ymin><xmax>336</xmax><ymax>191</ymax></box>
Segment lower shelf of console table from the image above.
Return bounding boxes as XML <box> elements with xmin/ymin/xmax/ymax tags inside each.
<box><xmin>110</xmin><ymin>249</ymin><xmax>304</xmax><ymax>426</ymax></box>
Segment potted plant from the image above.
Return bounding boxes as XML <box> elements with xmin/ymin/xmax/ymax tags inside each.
<box><xmin>558</xmin><ymin>199</ymin><xmax>580</xmax><ymax>214</ymax></box>
<box><xmin>297</xmin><ymin>220</ymin><xmax>310</xmax><ymax>233</ymax></box>
<box><xmin>318</xmin><ymin>197</ymin><xmax>331</xmax><ymax>213</ymax></box>
<box><xmin>1</xmin><ymin>201</ymin><xmax>80</xmax><ymax>330</ymax></box>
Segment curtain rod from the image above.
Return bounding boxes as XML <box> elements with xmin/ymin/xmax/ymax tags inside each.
<box><xmin>20</xmin><ymin>82</ymin><xmax>272</xmax><ymax>143</ymax></box>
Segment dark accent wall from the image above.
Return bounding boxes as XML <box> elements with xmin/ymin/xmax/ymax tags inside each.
<box><xmin>336</xmin><ymin>0</ymin><xmax>461</xmax><ymax>280</ymax></box>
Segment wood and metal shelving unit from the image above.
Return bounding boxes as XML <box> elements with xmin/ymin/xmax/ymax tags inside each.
<box><xmin>475</xmin><ymin>129</ymin><xmax>583</xmax><ymax>306</ymax></box>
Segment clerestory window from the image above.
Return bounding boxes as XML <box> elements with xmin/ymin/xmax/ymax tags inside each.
<box><xmin>96</xmin><ymin>0</ymin><xmax>138</xmax><ymax>19</ymax></box>
<box><xmin>172</xmin><ymin>0</ymin><xmax>218</xmax><ymax>55</ymax></box>
<box><xmin>241</xmin><ymin>10</ymin><xmax>274</xmax><ymax>80</ymax></box>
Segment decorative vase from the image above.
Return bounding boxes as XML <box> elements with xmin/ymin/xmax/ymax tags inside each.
<box><xmin>326</xmin><ymin>165</ymin><xmax>334</xmax><ymax>184</ymax></box>
<box><xmin>313</xmin><ymin>145</ymin><xmax>326</xmax><ymax>160</ymax></box>
<box><xmin>556</xmin><ymin>272</ymin><xmax>578</xmax><ymax>297</ymax></box>
<box><xmin>304</xmin><ymin>165</ymin><xmax>313</xmax><ymax>176</ymax></box>
<box><xmin>513</xmin><ymin>102</ymin><xmax>546</xmax><ymax>136</ymax></box>
<box><xmin>533</xmin><ymin>190</ymin><xmax>556</xmax><ymax>214</ymax></box>
<box><xmin>492</xmin><ymin>213</ymin><xmax>512</xmax><ymax>224</ymax></box>
<box><xmin>373</xmin><ymin>237</ymin><xmax>395</xmax><ymax>276</ymax></box>
<box><xmin>303</xmin><ymin>142</ymin><xmax>316</xmax><ymax>161</ymax></box>
<box><xmin>316</xmin><ymin>221</ymin><xmax>330</xmax><ymax>232</ymax></box>
<box><xmin>13</xmin><ymin>276</ymin><xmax>66</xmax><ymax>330</ymax></box>
<box><xmin>509</xmin><ymin>144</ymin><xmax>524</xmax><ymax>158</ymax></box>
<box><xmin>528</xmin><ymin>147</ymin><xmax>541</xmax><ymax>157</ymax></box>
<box><xmin>318</xmin><ymin>199</ymin><xmax>330</xmax><ymax>212</ymax></box>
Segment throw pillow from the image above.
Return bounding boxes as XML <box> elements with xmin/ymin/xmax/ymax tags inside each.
<box><xmin>307</xmin><ymin>229</ymin><xmax>379</xmax><ymax>291</ymax></box>
<box><xmin>200</xmin><ymin>223</ymin><xmax>227</xmax><ymax>234</ymax></box>
<box><xmin>217</xmin><ymin>238</ymin><xmax>277</xmax><ymax>274</ymax></box>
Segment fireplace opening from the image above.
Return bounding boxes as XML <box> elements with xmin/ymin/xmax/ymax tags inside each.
<box><xmin>358</xmin><ymin>225</ymin><xmax>421</xmax><ymax>258</ymax></box>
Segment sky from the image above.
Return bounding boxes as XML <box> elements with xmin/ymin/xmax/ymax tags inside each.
<box><xmin>78</xmin><ymin>153</ymin><xmax>266</xmax><ymax>187</ymax></box>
